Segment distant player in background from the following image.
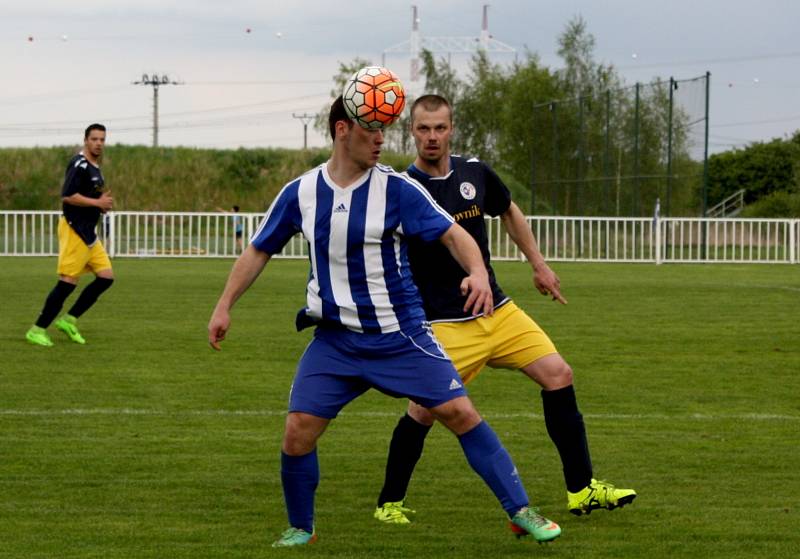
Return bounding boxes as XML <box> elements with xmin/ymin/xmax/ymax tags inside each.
<box><xmin>373</xmin><ymin>95</ymin><xmax>636</xmax><ymax>524</ymax></box>
<box><xmin>216</xmin><ymin>204</ymin><xmax>244</xmax><ymax>253</ymax></box>
<box><xmin>208</xmin><ymin>96</ymin><xmax>562</xmax><ymax>548</ymax></box>
<box><xmin>25</xmin><ymin>123</ymin><xmax>115</xmax><ymax>347</ymax></box>
<box><xmin>232</xmin><ymin>205</ymin><xmax>243</xmax><ymax>252</ymax></box>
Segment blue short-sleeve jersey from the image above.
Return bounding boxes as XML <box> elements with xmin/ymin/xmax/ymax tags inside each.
<box><xmin>251</xmin><ymin>162</ymin><xmax>454</xmax><ymax>335</ymax></box>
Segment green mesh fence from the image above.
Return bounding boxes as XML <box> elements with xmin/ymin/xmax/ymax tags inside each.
<box><xmin>531</xmin><ymin>74</ymin><xmax>709</xmax><ymax>217</ymax></box>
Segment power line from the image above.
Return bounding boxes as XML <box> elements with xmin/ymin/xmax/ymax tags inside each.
<box><xmin>0</xmin><ymin>93</ymin><xmax>329</xmax><ymax>129</ymax></box>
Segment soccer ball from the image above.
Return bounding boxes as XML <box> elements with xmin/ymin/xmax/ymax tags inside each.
<box><xmin>342</xmin><ymin>66</ymin><xmax>406</xmax><ymax>129</ymax></box>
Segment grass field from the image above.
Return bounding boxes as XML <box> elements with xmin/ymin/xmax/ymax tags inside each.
<box><xmin>1</xmin><ymin>257</ymin><xmax>798</xmax><ymax>558</ymax></box>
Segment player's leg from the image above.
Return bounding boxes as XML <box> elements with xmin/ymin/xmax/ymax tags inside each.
<box><xmin>430</xmin><ymin>396</ymin><xmax>561</xmax><ymax>542</ymax></box>
<box><xmin>26</xmin><ymin>219</ymin><xmax>83</xmax><ymax>346</ymax></box>
<box><xmin>273</xmin><ymin>411</ymin><xmax>328</xmax><ymax>547</ymax></box>
<box><xmin>374</xmin><ymin>401</ymin><xmax>434</xmax><ymax>523</ymax></box>
<box><xmin>375</xmin><ymin>320</ymin><xmax>489</xmax><ymax>522</ymax></box>
<box><xmin>529</xmin><ymin>356</ymin><xmax>635</xmax><ymax>514</ymax></box>
<box><xmin>26</xmin><ymin>275</ymin><xmax>78</xmax><ymax>347</ymax></box>
<box><xmin>273</xmin><ymin>331</ymin><xmax>368</xmax><ymax>546</ymax></box>
<box><xmin>507</xmin><ymin>317</ymin><xmax>635</xmax><ymax>514</ymax></box>
<box><xmin>56</xmin><ymin>244</ymin><xmax>114</xmax><ymax>344</ymax></box>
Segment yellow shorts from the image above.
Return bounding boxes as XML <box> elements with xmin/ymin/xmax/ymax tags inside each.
<box><xmin>431</xmin><ymin>301</ymin><xmax>558</xmax><ymax>385</ymax></box>
<box><xmin>57</xmin><ymin>217</ymin><xmax>112</xmax><ymax>278</ymax></box>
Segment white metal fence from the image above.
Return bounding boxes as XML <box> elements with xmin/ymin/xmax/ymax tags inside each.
<box><xmin>1</xmin><ymin>211</ymin><xmax>798</xmax><ymax>264</ymax></box>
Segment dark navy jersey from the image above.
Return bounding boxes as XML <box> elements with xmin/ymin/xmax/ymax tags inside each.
<box><xmin>405</xmin><ymin>155</ymin><xmax>512</xmax><ymax>321</ymax></box>
<box><xmin>61</xmin><ymin>153</ymin><xmax>105</xmax><ymax>245</ymax></box>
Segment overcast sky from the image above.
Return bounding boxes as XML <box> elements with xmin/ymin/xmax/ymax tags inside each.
<box><xmin>1</xmin><ymin>0</ymin><xmax>798</xmax><ymax>153</ymax></box>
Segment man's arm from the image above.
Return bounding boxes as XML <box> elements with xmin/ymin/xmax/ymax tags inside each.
<box><xmin>438</xmin><ymin>223</ymin><xmax>494</xmax><ymax>316</ymax></box>
<box><xmin>208</xmin><ymin>245</ymin><xmax>271</xmax><ymax>350</ymax></box>
<box><xmin>500</xmin><ymin>201</ymin><xmax>567</xmax><ymax>305</ymax></box>
<box><xmin>63</xmin><ymin>192</ymin><xmax>113</xmax><ymax>213</ymax></box>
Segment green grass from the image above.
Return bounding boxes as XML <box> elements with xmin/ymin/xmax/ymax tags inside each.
<box><xmin>1</xmin><ymin>258</ymin><xmax>799</xmax><ymax>558</ymax></box>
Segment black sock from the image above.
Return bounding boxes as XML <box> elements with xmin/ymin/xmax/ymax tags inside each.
<box><xmin>35</xmin><ymin>281</ymin><xmax>76</xmax><ymax>328</ymax></box>
<box><xmin>68</xmin><ymin>277</ymin><xmax>113</xmax><ymax>318</ymax></box>
<box><xmin>541</xmin><ymin>385</ymin><xmax>593</xmax><ymax>492</ymax></box>
<box><xmin>377</xmin><ymin>413</ymin><xmax>432</xmax><ymax>506</ymax></box>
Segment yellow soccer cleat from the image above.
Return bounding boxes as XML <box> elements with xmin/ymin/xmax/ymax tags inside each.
<box><xmin>55</xmin><ymin>315</ymin><xmax>86</xmax><ymax>344</ymax></box>
<box><xmin>25</xmin><ymin>326</ymin><xmax>53</xmax><ymax>347</ymax></box>
<box><xmin>568</xmin><ymin>479</ymin><xmax>637</xmax><ymax>516</ymax></box>
<box><xmin>374</xmin><ymin>500</ymin><xmax>415</xmax><ymax>524</ymax></box>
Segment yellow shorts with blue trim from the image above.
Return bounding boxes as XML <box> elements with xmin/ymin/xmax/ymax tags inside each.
<box><xmin>57</xmin><ymin>217</ymin><xmax>112</xmax><ymax>278</ymax></box>
<box><xmin>430</xmin><ymin>301</ymin><xmax>558</xmax><ymax>385</ymax></box>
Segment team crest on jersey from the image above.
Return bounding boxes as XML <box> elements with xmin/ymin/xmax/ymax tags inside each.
<box><xmin>459</xmin><ymin>181</ymin><xmax>476</xmax><ymax>200</ymax></box>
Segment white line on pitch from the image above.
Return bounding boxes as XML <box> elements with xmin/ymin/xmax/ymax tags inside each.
<box><xmin>0</xmin><ymin>409</ymin><xmax>796</xmax><ymax>421</ymax></box>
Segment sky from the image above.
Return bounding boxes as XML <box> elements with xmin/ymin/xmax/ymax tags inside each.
<box><xmin>1</xmin><ymin>0</ymin><xmax>798</xmax><ymax>153</ymax></box>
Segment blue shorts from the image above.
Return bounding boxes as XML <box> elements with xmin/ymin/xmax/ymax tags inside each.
<box><xmin>289</xmin><ymin>326</ymin><xmax>468</xmax><ymax>419</ymax></box>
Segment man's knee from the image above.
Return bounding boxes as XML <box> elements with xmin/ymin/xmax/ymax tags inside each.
<box><xmin>407</xmin><ymin>401</ymin><xmax>435</xmax><ymax>426</ymax></box>
<box><xmin>524</xmin><ymin>354</ymin><xmax>573</xmax><ymax>390</ymax></box>
<box><xmin>282</xmin><ymin>412</ymin><xmax>328</xmax><ymax>456</ymax></box>
<box><xmin>429</xmin><ymin>396</ymin><xmax>482</xmax><ymax>435</ymax></box>
<box><xmin>550</xmin><ymin>361</ymin><xmax>573</xmax><ymax>387</ymax></box>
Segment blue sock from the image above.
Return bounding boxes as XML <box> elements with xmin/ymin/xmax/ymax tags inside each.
<box><xmin>458</xmin><ymin>421</ymin><xmax>529</xmax><ymax>516</ymax></box>
<box><xmin>280</xmin><ymin>450</ymin><xmax>319</xmax><ymax>533</ymax></box>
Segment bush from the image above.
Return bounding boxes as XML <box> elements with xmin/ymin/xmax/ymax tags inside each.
<box><xmin>740</xmin><ymin>190</ymin><xmax>800</xmax><ymax>218</ymax></box>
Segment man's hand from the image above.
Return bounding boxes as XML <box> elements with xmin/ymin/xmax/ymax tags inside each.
<box><xmin>460</xmin><ymin>272</ymin><xmax>494</xmax><ymax>316</ymax></box>
<box><xmin>208</xmin><ymin>307</ymin><xmax>231</xmax><ymax>351</ymax></box>
<box><xmin>97</xmin><ymin>192</ymin><xmax>113</xmax><ymax>213</ymax></box>
<box><xmin>533</xmin><ymin>263</ymin><xmax>567</xmax><ymax>305</ymax></box>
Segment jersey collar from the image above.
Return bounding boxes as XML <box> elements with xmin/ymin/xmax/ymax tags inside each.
<box><xmin>408</xmin><ymin>156</ymin><xmax>454</xmax><ymax>181</ymax></box>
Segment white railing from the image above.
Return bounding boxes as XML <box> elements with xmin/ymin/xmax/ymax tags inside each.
<box><xmin>1</xmin><ymin>211</ymin><xmax>798</xmax><ymax>264</ymax></box>
<box><xmin>707</xmin><ymin>189</ymin><xmax>746</xmax><ymax>218</ymax></box>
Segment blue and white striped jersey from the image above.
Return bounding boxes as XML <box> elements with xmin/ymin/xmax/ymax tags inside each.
<box><xmin>251</xmin><ymin>162</ymin><xmax>455</xmax><ymax>335</ymax></box>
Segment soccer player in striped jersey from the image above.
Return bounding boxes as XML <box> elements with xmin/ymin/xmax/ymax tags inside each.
<box><xmin>207</xmin><ymin>96</ymin><xmax>562</xmax><ymax>547</ymax></box>
<box><xmin>373</xmin><ymin>95</ymin><xmax>636</xmax><ymax>524</ymax></box>
<box><xmin>25</xmin><ymin>124</ymin><xmax>115</xmax><ymax>347</ymax></box>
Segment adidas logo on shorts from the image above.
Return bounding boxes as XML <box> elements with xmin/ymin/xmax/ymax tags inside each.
<box><xmin>449</xmin><ymin>378</ymin><xmax>462</xmax><ymax>390</ymax></box>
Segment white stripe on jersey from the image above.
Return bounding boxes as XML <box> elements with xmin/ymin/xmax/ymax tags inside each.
<box><xmin>327</xmin><ymin>187</ymin><xmax>361</xmax><ymax>329</ymax></box>
<box><xmin>297</xmin><ymin>172</ymin><xmax>323</xmax><ymax>320</ymax></box>
<box><xmin>363</xmin><ymin>170</ymin><xmax>395</xmax><ymax>331</ymax></box>
<box><xmin>250</xmin><ymin>166</ymin><xmax>318</xmax><ymax>244</ymax></box>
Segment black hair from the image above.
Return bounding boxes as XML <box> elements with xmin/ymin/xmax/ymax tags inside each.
<box><xmin>84</xmin><ymin>123</ymin><xmax>106</xmax><ymax>139</ymax></box>
<box><xmin>328</xmin><ymin>96</ymin><xmax>353</xmax><ymax>140</ymax></box>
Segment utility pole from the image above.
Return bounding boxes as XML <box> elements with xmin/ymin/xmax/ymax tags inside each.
<box><xmin>132</xmin><ymin>74</ymin><xmax>181</xmax><ymax>147</ymax></box>
<box><xmin>292</xmin><ymin>113</ymin><xmax>315</xmax><ymax>149</ymax></box>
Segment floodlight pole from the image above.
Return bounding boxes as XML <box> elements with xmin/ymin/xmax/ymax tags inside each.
<box><xmin>133</xmin><ymin>74</ymin><xmax>182</xmax><ymax>147</ymax></box>
<box><xmin>292</xmin><ymin>113</ymin><xmax>315</xmax><ymax>149</ymax></box>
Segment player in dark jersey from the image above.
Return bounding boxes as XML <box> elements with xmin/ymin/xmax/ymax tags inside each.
<box><xmin>25</xmin><ymin>124</ymin><xmax>114</xmax><ymax>347</ymax></box>
<box><xmin>374</xmin><ymin>95</ymin><xmax>636</xmax><ymax>524</ymax></box>
<box><xmin>208</xmin><ymin>96</ymin><xmax>562</xmax><ymax>547</ymax></box>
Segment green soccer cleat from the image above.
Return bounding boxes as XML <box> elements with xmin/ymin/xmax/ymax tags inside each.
<box><xmin>271</xmin><ymin>527</ymin><xmax>317</xmax><ymax>547</ymax></box>
<box><xmin>568</xmin><ymin>479</ymin><xmax>637</xmax><ymax>516</ymax></box>
<box><xmin>55</xmin><ymin>315</ymin><xmax>86</xmax><ymax>345</ymax></box>
<box><xmin>374</xmin><ymin>500</ymin><xmax>415</xmax><ymax>524</ymax></box>
<box><xmin>509</xmin><ymin>507</ymin><xmax>561</xmax><ymax>543</ymax></box>
<box><xmin>25</xmin><ymin>326</ymin><xmax>54</xmax><ymax>347</ymax></box>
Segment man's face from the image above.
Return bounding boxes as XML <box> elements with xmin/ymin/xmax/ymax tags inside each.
<box><xmin>342</xmin><ymin>121</ymin><xmax>384</xmax><ymax>170</ymax></box>
<box><xmin>411</xmin><ymin>105</ymin><xmax>453</xmax><ymax>163</ymax></box>
<box><xmin>84</xmin><ymin>130</ymin><xmax>106</xmax><ymax>158</ymax></box>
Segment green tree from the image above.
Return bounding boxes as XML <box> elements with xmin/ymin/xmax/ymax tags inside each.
<box><xmin>708</xmin><ymin>137</ymin><xmax>800</xmax><ymax>205</ymax></box>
